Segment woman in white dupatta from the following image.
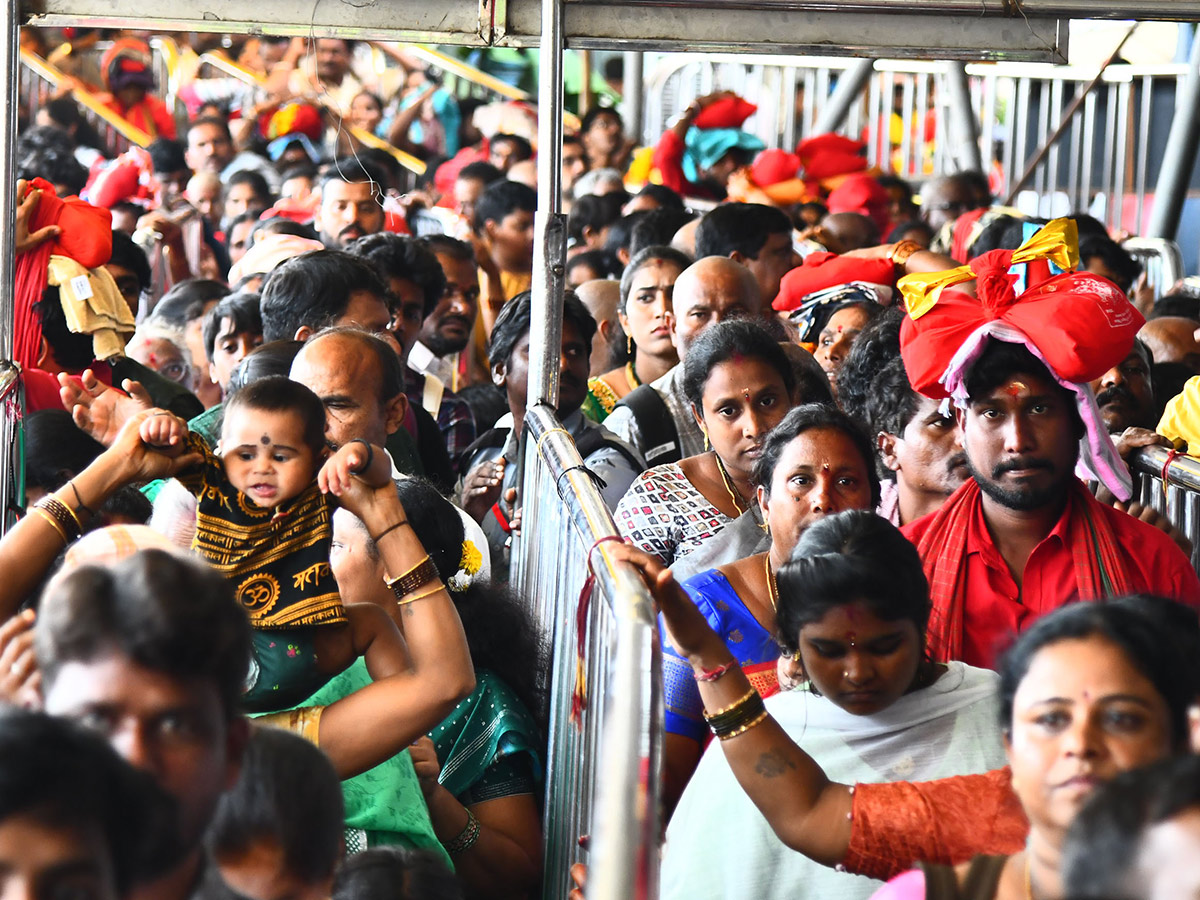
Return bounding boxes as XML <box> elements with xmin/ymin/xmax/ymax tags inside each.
<box><xmin>660</xmin><ymin>510</ymin><xmax>1006</xmax><ymax>900</ymax></box>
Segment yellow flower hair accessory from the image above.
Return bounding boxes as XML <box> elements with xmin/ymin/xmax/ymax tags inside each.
<box><xmin>449</xmin><ymin>540</ymin><xmax>483</xmax><ymax>592</ymax></box>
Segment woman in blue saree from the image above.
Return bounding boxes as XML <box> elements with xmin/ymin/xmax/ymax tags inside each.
<box><xmin>662</xmin><ymin>403</ymin><xmax>881</xmax><ymax>813</ymax></box>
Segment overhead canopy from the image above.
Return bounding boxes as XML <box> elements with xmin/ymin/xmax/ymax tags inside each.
<box><xmin>21</xmin><ymin>0</ymin><xmax>1073</xmax><ymax>61</ymax></box>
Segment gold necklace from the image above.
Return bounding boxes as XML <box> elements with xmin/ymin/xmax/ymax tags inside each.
<box><xmin>764</xmin><ymin>553</ymin><xmax>778</xmax><ymax>612</ymax></box>
<box><xmin>715</xmin><ymin>453</ymin><xmax>747</xmax><ymax>516</ymax></box>
<box><xmin>625</xmin><ymin>361</ymin><xmax>641</xmax><ymax>389</ymax></box>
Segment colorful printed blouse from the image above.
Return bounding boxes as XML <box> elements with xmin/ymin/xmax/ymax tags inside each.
<box><xmin>614</xmin><ymin>463</ymin><xmax>735</xmax><ymax>566</ymax></box>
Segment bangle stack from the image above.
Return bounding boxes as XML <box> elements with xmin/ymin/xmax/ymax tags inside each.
<box><xmin>443</xmin><ymin>809</ymin><xmax>481</xmax><ymax>855</ymax></box>
<box><xmin>702</xmin><ymin>688</ymin><xmax>768</xmax><ymax>742</ymax></box>
<box><xmin>32</xmin><ymin>495</ymin><xmax>83</xmax><ymax>545</ymax></box>
<box><xmin>385</xmin><ymin>555</ymin><xmax>441</xmax><ymax>605</ymax></box>
<box><xmin>888</xmin><ymin>239</ymin><xmax>924</xmax><ymax>273</ymax></box>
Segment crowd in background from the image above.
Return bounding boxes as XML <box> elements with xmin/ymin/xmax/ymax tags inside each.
<box><xmin>5</xmin><ymin>24</ymin><xmax>1200</xmax><ymax>900</ymax></box>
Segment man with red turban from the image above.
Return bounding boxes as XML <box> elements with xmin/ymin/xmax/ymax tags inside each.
<box><xmin>898</xmin><ymin>219</ymin><xmax>1200</xmax><ymax>669</ymax></box>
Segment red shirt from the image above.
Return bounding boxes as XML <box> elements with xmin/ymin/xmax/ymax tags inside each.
<box><xmin>902</xmin><ymin>489</ymin><xmax>1200</xmax><ymax>669</ymax></box>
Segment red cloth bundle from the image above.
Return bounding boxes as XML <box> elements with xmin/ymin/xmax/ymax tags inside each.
<box><xmin>796</xmin><ymin>132</ymin><xmax>868</xmax><ymax>180</ymax></box>
<box><xmin>899</xmin><ymin>244</ymin><xmax>1143</xmax><ymax>399</ymax></box>
<box><xmin>693</xmin><ymin>96</ymin><xmax>757</xmax><ymax>129</ymax></box>
<box><xmin>773</xmin><ymin>251</ymin><xmax>896</xmax><ymax>313</ymax></box>
<box><xmin>14</xmin><ymin>179</ymin><xmax>113</xmax><ymax>367</ymax></box>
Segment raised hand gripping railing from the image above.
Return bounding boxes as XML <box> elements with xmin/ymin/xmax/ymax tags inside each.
<box><xmin>511</xmin><ymin>404</ymin><xmax>663</xmax><ymax>900</ymax></box>
<box><xmin>19</xmin><ymin>49</ymin><xmax>152</xmax><ymax>155</ymax></box>
<box><xmin>192</xmin><ymin>49</ymin><xmax>427</xmax><ymax>178</ymax></box>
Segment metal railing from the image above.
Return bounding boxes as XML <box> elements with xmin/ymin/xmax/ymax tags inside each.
<box><xmin>1123</xmin><ymin>236</ymin><xmax>1185</xmax><ymax>301</ymax></box>
<box><xmin>1131</xmin><ymin>446</ymin><xmax>1200</xmax><ymax>574</ymax></box>
<box><xmin>643</xmin><ymin>55</ymin><xmax>1189</xmax><ymax>236</ymax></box>
<box><xmin>18</xmin><ymin>49</ymin><xmax>153</xmax><ymax>154</ymax></box>
<box><xmin>511</xmin><ymin>405</ymin><xmax>663</xmax><ymax>900</ymax></box>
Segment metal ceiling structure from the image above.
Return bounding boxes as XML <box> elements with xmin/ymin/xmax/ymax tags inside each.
<box><xmin>21</xmin><ymin>0</ymin><xmax>1073</xmax><ymax>61</ymax></box>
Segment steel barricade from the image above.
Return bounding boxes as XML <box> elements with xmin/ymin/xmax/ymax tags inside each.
<box><xmin>1122</xmin><ymin>237</ymin><xmax>1185</xmax><ymax>302</ymax></box>
<box><xmin>511</xmin><ymin>404</ymin><xmax>663</xmax><ymax>900</ymax></box>
<box><xmin>1130</xmin><ymin>445</ymin><xmax>1200</xmax><ymax>573</ymax></box>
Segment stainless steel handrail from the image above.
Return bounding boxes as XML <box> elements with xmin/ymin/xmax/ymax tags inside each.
<box><xmin>513</xmin><ymin>404</ymin><xmax>662</xmax><ymax>900</ymax></box>
<box><xmin>1130</xmin><ymin>445</ymin><xmax>1200</xmax><ymax>573</ymax></box>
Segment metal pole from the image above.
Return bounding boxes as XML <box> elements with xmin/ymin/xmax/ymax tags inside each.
<box><xmin>812</xmin><ymin>57</ymin><xmax>875</xmax><ymax>135</ymax></box>
<box><xmin>623</xmin><ymin>51</ymin><xmax>644</xmax><ymax>144</ymax></box>
<box><xmin>0</xmin><ymin>3</ymin><xmax>20</xmax><ymax>533</ymax></box>
<box><xmin>944</xmin><ymin>61</ymin><xmax>983</xmax><ymax>173</ymax></box>
<box><xmin>1147</xmin><ymin>32</ymin><xmax>1200</xmax><ymax>240</ymax></box>
<box><xmin>527</xmin><ymin>0</ymin><xmax>567</xmax><ymax>411</ymax></box>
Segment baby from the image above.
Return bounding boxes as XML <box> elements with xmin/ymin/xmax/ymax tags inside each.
<box><xmin>140</xmin><ymin>374</ymin><xmax>402</xmax><ymax>713</ymax></box>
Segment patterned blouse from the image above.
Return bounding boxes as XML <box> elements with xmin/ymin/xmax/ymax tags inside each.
<box><xmin>614</xmin><ymin>463</ymin><xmax>735</xmax><ymax>566</ymax></box>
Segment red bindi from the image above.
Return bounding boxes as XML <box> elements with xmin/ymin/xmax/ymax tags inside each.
<box><xmin>1005</xmin><ymin>380</ymin><xmax>1029</xmax><ymax>399</ymax></box>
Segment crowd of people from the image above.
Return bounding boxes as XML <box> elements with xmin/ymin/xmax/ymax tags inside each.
<box><xmin>8</xmin><ymin>24</ymin><xmax>1200</xmax><ymax>900</ymax></box>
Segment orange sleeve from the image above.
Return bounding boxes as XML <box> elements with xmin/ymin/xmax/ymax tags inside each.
<box><xmin>841</xmin><ymin>767</ymin><xmax>1029</xmax><ymax>881</ymax></box>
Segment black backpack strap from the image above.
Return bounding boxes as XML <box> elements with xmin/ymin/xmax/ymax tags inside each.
<box><xmin>573</xmin><ymin>424</ymin><xmax>645</xmax><ymax>473</ymax></box>
<box><xmin>616</xmin><ymin>384</ymin><xmax>681</xmax><ymax>466</ymax></box>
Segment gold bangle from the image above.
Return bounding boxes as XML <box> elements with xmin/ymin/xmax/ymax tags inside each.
<box><xmin>35</xmin><ymin>496</ymin><xmax>81</xmax><ymax>540</ymax></box>
<box><xmin>395</xmin><ymin>582</ymin><xmax>445</xmax><ymax>606</ymax></box>
<box><xmin>31</xmin><ymin>507</ymin><xmax>69</xmax><ymax>545</ymax></box>
<box><xmin>385</xmin><ymin>556</ymin><xmax>440</xmax><ymax>599</ymax></box>
<box><xmin>702</xmin><ymin>688</ymin><xmax>757</xmax><ymax>720</ymax></box>
<box><xmin>716</xmin><ymin>709</ymin><xmax>769</xmax><ymax>742</ymax></box>
<box><xmin>888</xmin><ymin>239</ymin><xmax>923</xmax><ymax>270</ymax></box>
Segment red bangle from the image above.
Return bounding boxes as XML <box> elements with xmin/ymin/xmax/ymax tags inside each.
<box><xmin>695</xmin><ymin>662</ymin><xmax>735</xmax><ymax>683</ymax></box>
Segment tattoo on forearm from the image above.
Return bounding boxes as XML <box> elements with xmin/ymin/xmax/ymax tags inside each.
<box><xmin>754</xmin><ymin>749</ymin><xmax>798</xmax><ymax>779</ymax></box>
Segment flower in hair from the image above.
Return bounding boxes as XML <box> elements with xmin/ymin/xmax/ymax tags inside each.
<box><xmin>448</xmin><ymin>540</ymin><xmax>483</xmax><ymax>592</ymax></box>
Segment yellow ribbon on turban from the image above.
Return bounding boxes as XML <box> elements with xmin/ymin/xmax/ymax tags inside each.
<box><xmin>899</xmin><ymin>217</ymin><xmax>1081</xmax><ymax>320</ymax></box>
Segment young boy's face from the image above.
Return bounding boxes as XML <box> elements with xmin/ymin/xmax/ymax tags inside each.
<box><xmin>219</xmin><ymin>406</ymin><xmax>318</xmax><ymax>509</ymax></box>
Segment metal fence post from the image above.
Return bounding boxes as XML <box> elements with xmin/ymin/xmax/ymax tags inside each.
<box><xmin>527</xmin><ymin>0</ymin><xmax>567</xmax><ymax>411</ymax></box>
<box><xmin>944</xmin><ymin>61</ymin><xmax>983</xmax><ymax>173</ymax></box>
<box><xmin>0</xmin><ymin>2</ymin><xmax>20</xmax><ymax>534</ymax></box>
<box><xmin>812</xmin><ymin>56</ymin><xmax>875</xmax><ymax>136</ymax></box>
<box><xmin>1146</xmin><ymin>32</ymin><xmax>1200</xmax><ymax>241</ymax></box>
<box><xmin>624</xmin><ymin>51</ymin><xmax>644</xmax><ymax>144</ymax></box>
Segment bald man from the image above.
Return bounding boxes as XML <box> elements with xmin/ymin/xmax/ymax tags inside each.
<box><xmin>1139</xmin><ymin>316</ymin><xmax>1200</xmax><ymax>374</ymax></box>
<box><xmin>819</xmin><ymin>212</ymin><xmax>880</xmax><ymax>253</ymax></box>
<box><xmin>605</xmin><ymin>256</ymin><xmax>762</xmax><ymax>466</ymax></box>
<box><xmin>576</xmin><ymin>279</ymin><xmax>622</xmax><ymax>378</ymax></box>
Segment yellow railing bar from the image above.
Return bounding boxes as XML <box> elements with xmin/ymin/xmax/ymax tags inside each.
<box><xmin>197</xmin><ymin>50</ymin><xmax>267</xmax><ymax>85</ymax></box>
<box><xmin>20</xmin><ymin>49</ymin><xmax>154</xmax><ymax>148</ymax></box>
<box><xmin>375</xmin><ymin>42</ymin><xmax>581</xmax><ymax>132</ymax></box>
<box><xmin>196</xmin><ymin>51</ymin><xmax>425</xmax><ymax>176</ymax></box>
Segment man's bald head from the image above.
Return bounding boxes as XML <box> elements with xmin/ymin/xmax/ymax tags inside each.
<box><xmin>1139</xmin><ymin>316</ymin><xmax>1200</xmax><ymax>373</ymax></box>
<box><xmin>289</xmin><ymin>327</ymin><xmax>407</xmax><ymax>450</ymax></box>
<box><xmin>575</xmin><ymin>279</ymin><xmax>621</xmax><ymax>376</ymax></box>
<box><xmin>919</xmin><ymin>173</ymin><xmax>978</xmax><ymax>231</ymax></box>
<box><xmin>670</xmin><ymin>256</ymin><xmax>762</xmax><ymax>358</ymax></box>
<box><xmin>820</xmin><ymin>212</ymin><xmax>880</xmax><ymax>253</ymax></box>
<box><xmin>671</xmin><ymin>218</ymin><xmax>701</xmax><ymax>258</ymax></box>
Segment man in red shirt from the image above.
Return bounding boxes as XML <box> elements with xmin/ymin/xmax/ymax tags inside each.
<box><xmin>902</xmin><ymin>337</ymin><xmax>1200</xmax><ymax>669</ymax></box>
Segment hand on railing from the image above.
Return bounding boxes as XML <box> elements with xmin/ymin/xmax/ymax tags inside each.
<box><xmin>15</xmin><ymin>181</ymin><xmax>62</xmax><ymax>256</ymax></box>
<box><xmin>1113</xmin><ymin>426</ymin><xmax>1171</xmax><ymax>462</ymax></box>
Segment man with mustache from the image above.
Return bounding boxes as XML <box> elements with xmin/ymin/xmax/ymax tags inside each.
<box><xmin>898</xmin><ymin>243</ymin><xmax>1200</xmax><ymax>671</ymax></box>
<box><xmin>459</xmin><ymin>290</ymin><xmax>644</xmax><ymax>574</ymax></box>
<box><xmin>1089</xmin><ymin>339</ymin><xmax>1158</xmax><ymax>433</ymax></box>
<box><xmin>871</xmin><ymin>354</ymin><xmax>969</xmax><ymax>526</ymax></box>
<box><xmin>314</xmin><ymin>160</ymin><xmax>386</xmax><ymax>250</ymax></box>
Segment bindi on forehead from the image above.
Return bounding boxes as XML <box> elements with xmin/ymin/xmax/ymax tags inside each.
<box><xmin>260</xmin><ymin>434</ymin><xmax>271</xmax><ymax>446</ymax></box>
<box><xmin>1004</xmin><ymin>380</ymin><xmax>1031</xmax><ymax>399</ymax></box>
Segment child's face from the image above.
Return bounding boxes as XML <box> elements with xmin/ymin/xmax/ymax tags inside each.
<box><xmin>219</xmin><ymin>407</ymin><xmax>318</xmax><ymax>509</ymax></box>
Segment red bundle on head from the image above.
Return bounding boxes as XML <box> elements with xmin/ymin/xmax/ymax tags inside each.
<box><xmin>796</xmin><ymin>133</ymin><xmax>868</xmax><ymax>181</ymax></box>
<box><xmin>693</xmin><ymin>96</ymin><xmax>757</xmax><ymax>129</ymax></box>
<box><xmin>826</xmin><ymin>173</ymin><xmax>892</xmax><ymax>236</ymax></box>
<box><xmin>899</xmin><ymin>243</ymin><xmax>1144</xmax><ymax>399</ymax></box>
<box><xmin>750</xmin><ymin>148</ymin><xmax>801</xmax><ymax>187</ymax></box>
<box><xmin>773</xmin><ymin>251</ymin><xmax>896</xmax><ymax>313</ymax></box>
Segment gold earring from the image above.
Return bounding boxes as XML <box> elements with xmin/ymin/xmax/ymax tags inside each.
<box><xmin>627</xmin><ymin>334</ymin><xmax>633</xmax><ymax>354</ymax></box>
<box><xmin>759</xmin><ymin>519</ymin><xmax>769</xmax><ymax>533</ymax></box>
<box><xmin>703</xmin><ymin>429</ymin><xmax>710</xmax><ymax>451</ymax></box>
